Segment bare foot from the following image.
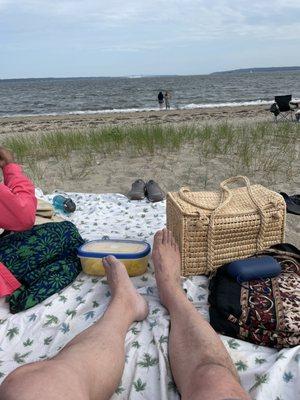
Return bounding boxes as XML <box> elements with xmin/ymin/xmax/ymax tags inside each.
<box><xmin>102</xmin><ymin>255</ymin><xmax>148</xmax><ymax>321</ymax></box>
<box><xmin>152</xmin><ymin>229</ymin><xmax>184</xmax><ymax>308</ymax></box>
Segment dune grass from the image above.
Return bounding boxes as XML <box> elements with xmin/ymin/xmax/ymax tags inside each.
<box><xmin>2</xmin><ymin>121</ymin><xmax>299</xmax><ymax>186</ymax></box>
<box><xmin>3</xmin><ymin>125</ymin><xmax>194</xmax><ymax>160</ymax></box>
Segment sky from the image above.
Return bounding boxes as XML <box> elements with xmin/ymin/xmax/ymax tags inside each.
<box><xmin>1</xmin><ymin>0</ymin><xmax>300</xmax><ymax>79</ymax></box>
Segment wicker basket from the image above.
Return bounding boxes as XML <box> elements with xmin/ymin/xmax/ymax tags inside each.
<box><xmin>167</xmin><ymin>176</ymin><xmax>286</xmax><ymax>276</ymax></box>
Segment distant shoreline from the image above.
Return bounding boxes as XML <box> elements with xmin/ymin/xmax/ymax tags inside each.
<box><xmin>211</xmin><ymin>66</ymin><xmax>300</xmax><ymax>75</ymax></box>
<box><xmin>1</xmin><ymin>66</ymin><xmax>299</xmax><ymax>81</ymax></box>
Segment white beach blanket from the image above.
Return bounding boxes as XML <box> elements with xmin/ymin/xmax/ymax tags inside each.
<box><xmin>0</xmin><ymin>191</ymin><xmax>299</xmax><ymax>400</ymax></box>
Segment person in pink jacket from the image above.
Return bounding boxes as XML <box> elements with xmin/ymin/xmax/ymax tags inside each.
<box><xmin>0</xmin><ymin>146</ymin><xmax>37</xmax><ymax>296</ymax></box>
<box><xmin>0</xmin><ymin>146</ymin><xmax>84</xmax><ymax>313</ymax></box>
<box><xmin>0</xmin><ymin>146</ymin><xmax>37</xmax><ymax>230</ymax></box>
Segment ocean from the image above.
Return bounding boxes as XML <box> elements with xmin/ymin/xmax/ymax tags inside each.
<box><xmin>0</xmin><ymin>71</ymin><xmax>300</xmax><ymax>117</ymax></box>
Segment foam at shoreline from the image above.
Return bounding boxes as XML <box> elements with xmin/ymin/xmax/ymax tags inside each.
<box><xmin>0</xmin><ymin>99</ymin><xmax>271</xmax><ymax>118</ymax></box>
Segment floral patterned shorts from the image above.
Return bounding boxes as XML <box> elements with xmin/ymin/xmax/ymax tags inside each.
<box><xmin>0</xmin><ymin>221</ymin><xmax>84</xmax><ymax>313</ymax></box>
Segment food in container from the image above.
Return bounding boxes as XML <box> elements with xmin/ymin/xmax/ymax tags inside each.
<box><xmin>78</xmin><ymin>237</ymin><xmax>151</xmax><ymax>276</ymax></box>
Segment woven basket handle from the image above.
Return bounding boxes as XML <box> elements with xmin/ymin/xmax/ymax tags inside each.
<box><xmin>220</xmin><ymin>175</ymin><xmax>251</xmax><ymax>190</ymax></box>
<box><xmin>206</xmin><ymin>176</ymin><xmax>267</xmax><ymax>272</ymax></box>
<box><xmin>178</xmin><ymin>176</ymin><xmax>251</xmax><ymax>211</ymax></box>
<box><xmin>178</xmin><ymin>187</ymin><xmax>215</xmax><ymax>210</ymax></box>
<box><xmin>218</xmin><ymin>176</ymin><xmax>267</xmax><ymax>219</ymax></box>
<box><xmin>179</xmin><ymin>176</ymin><xmax>266</xmax><ymax>232</ymax></box>
<box><xmin>178</xmin><ymin>187</ymin><xmax>209</xmax><ymax>221</ymax></box>
<box><xmin>217</xmin><ymin>176</ymin><xmax>251</xmax><ymax>211</ymax></box>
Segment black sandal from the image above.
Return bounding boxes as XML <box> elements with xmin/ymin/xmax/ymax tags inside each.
<box><xmin>280</xmin><ymin>192</ymin><xmax>300</xmax><ymax>215</ymax></box>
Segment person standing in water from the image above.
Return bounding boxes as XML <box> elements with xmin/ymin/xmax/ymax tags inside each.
<box><xmin>164</xmin><ymin>91</ymin><xmax>171</xmax><ymax>109</ymax></box>
<box><xmin>157</xmin><ymin>91</ymin><xmax>164</xmax><ymax>109</ymax></box>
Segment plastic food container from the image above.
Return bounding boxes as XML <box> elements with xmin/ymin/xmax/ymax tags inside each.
<box><xmin>78</xmin><ymin>237</ymin><xmax>151</xmax><ymax>277</ymax></box>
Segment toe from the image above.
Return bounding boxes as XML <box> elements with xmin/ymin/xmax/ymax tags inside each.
<box><xmin>102</xmin><ymin>256</ymin><xmax>109</xmax><ymax>267</ymax></box>
<box><xmin>154</xmin><ymin>230</ymin><xmax>163</xmax><ymax>245</ymax></box>
<box><xmin>106</xmin><ymin>255</ymin><xmax>118</xmax><ymax>265</ymax></box>
<box><xmin>102</xmin><ymin>257</ymin><xmax>111</xmax><ymax>277</ymax></box>
<box><xmin>102</xmin><ymin>255</ymin><xmax>122</xmax><ymax>275</ymax></box>
<box><xmin>171</xmin><ymin>233</ymin><xmax>176</xmax><ymax>248</ymax></box>
<box><xmin>167</xmin><ymin>229</ymin><xmax>173</xmax><ymax>244</ymax></box>
<box><xmin>162</xmin><ymin>228</ymin><xmax>168</xmax><ymax>244</ymax></box>
<box><xmin>105</xmin><ymin>256</ymin><xmax>127</xmax><ymax>272</ymax></box>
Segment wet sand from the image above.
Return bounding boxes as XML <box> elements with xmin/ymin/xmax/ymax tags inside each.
<box><xmin>0</xmin><ymin>104</ymin><xmax>270</xmax><ymax>136</ymax></box>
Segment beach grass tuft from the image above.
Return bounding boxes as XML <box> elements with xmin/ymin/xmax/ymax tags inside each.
<box><xmin>2</xmin><ymin>121</ymin><xmax>299</xmax><ymax>187</ymax></box>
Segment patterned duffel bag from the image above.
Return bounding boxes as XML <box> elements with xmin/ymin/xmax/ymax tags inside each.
<box><xmin>208</xmin><ymin>244</ymin><xmax>300</xmax><ymax>349</ymax></box>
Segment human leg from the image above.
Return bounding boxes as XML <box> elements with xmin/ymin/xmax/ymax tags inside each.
<box><xmin>152</xmin><ymin>229</ymin><xmax>250</xmax><ymax>400</ymax></box>
<box><xmin>0</xmin><ymin>256</ymin><xmax>148</xmax><ymax>400</ymax></box>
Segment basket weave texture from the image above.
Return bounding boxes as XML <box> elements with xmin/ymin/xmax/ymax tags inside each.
<box><xmin>166</xmin><ymin>176</ymin><xmax>286</xmax><ymax>276</ymax></box>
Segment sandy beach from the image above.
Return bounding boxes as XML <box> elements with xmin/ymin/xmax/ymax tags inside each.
<box><xmin>0</xmin><ymin>104</ymin><xmax>269</xmax><ymax>136</ymax></box>
<box><xmin>0</xmin><ymin>104</ymin><xmax>299</xmax><ymax>247</ymax></box>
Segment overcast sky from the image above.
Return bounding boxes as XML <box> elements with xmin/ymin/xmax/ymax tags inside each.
<box><xmin>1</xmin><ymin>0</ymin><xmax>300</xmax><ymax>79</ymax></box>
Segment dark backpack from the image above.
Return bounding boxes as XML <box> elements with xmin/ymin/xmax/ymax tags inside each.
<box><xmin>270</xmin><ymin>102</ymin><xmax>280</xmax><ymax>116</ymax></box>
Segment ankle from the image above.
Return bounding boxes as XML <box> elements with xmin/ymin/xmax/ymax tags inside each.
<box><xmin>159</xmin><ymin>285</ymin><xmax>186</xmax><ymax>310</ymax></box>
<box><xmin>105</xmin><ymin>297</ymin><xmax>136</xmax><ymax>326</ymax></box>
<box><xmin>111</xmin><ymin>292</ymin><xmax>134</xmax><ymax>311</ymax></box>
<box><xmin>111</xmin><ymin>288</ymin><xmax>148</xmax><ymax>323</ymax></box>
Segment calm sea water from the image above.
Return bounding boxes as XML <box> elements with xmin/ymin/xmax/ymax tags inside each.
<box><xmin>0</xmin><ymin>71</ymin><xmax>300</xmax><ymax>117</ymax></box>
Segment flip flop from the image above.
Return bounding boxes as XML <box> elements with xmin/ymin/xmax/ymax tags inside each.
<box><xmin>145</xmin><ymin>180</ymin><xmax>165</xmax><ymax>202</ymax></box>
<box><xmin>127</xmin><ymin>179</ymin><xmax>146</xmax><ymax>200</ymax></box>
<box><xmin>280</xmin><ymin>192</ymin><xmax>300</xmax><ymax>215</ymax></box>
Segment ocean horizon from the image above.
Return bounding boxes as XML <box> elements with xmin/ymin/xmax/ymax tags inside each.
<box><xmin>1</xmin><ymin>70</ymin><xmax>299</xmax><ymax>118</ymax></box>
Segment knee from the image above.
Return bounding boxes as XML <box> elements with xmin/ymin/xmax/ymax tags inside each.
<box><xmin>0</xmin><ymin>360</ymin><xmax>88</xmax><ymax>400</ymax></box>
<box><xmin>182</xmin><ymin>362</ymin><xmax>242</xmax><ymax>399</ymax></box>
<box><xmin>0</xmin><ymin>364</ymin><xmax>37</xmax><ymax>400</ymax></box>
<box><xmin>0</xmin><ymin>361</ymin><xmax>60</xmax><ymax>400</ymax></box>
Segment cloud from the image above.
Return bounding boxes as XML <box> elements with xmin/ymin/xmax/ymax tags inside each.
<box><xmin>0</xmin><ymin>0</ymin><xmax>10</xmax><ymax>10</ymax></box>
<box><xmin>1</xmin><ymin>0</ymin><xmax>299</xmax><ymax>78</ymax></box>
<box><xmin>1</xmin><ymin>0</ymin><xmax>300</xmax><ymax>49</ymax></box>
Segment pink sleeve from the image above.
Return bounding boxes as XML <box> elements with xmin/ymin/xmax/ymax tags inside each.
<box><xmin>0</xmin><ymin>163</ymin><xmax>37</xmax><ymax>231</ymax></box>
<box><xmin>0</xmin><ymin>262</ymin><xmax>21</xmax><ymax>297</ymax></box>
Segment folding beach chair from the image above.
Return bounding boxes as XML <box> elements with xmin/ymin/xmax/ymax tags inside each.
<box><xmin>270</xmin><ymin>95</ymin><xmax>294</xmax><ymax>122</ymax></box>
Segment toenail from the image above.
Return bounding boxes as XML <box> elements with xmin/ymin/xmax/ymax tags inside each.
<box><xmin>107</xmin><ymin>255</ymin><xmax>117</xmax><ymax>263</ymax></box>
